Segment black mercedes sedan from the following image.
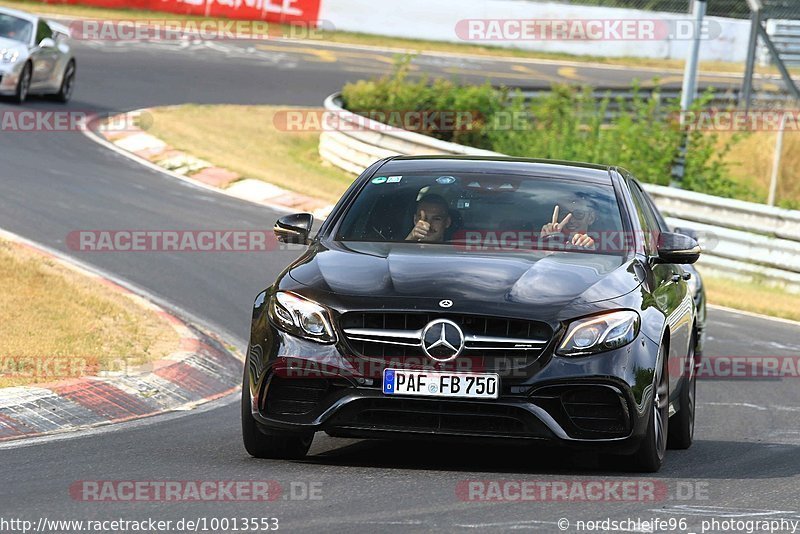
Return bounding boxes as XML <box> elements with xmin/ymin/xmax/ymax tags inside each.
<box><xmin>242</xmin><ymin>156</ymin><xmax>703</xmax><ymax>472</ymax></box>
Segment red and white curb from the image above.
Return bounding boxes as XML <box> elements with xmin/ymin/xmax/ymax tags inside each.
<box><xmin>0</xmin><ymin>228</ymin><xmax>243</xmax><ymax>442</ymax></box>
<box><xmin>87</xmin><ymin>109</ymin><xmax>335</xmax><ymax>220</ymax></box>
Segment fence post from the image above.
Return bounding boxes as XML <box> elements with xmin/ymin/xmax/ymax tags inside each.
<box><xmin>768</xmin><ymin>112</ymin><xmax>788</xmax><ymax>206</ymax></box>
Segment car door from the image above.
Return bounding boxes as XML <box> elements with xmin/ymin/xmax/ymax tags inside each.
<box><xmin>29</xmin><ymin>20</ymin><xmax>59</xmax><ymax>90</ymax></box>
<box><xmin>626</xmin><ymin>177</ymin><xmax>692</xmax><ymax>403</ymax></box>
<box><xmin>640</xmin><ymin>187</ymin><xmax>706</xmax><ymax>352</ymax></box>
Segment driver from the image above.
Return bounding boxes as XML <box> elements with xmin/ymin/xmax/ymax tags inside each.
<box><xmin>540</xmin><ymin>195</ymin><xmax>597</xmax><ymax>249</ymax></box>
<box><xmin>405</xmin><ymin>194</ymin><xmax>452</xmax><ymax>243</ymax></box>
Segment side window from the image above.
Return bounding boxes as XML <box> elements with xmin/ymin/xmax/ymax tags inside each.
<box><xmin>627</xmin><ymin>180</ymin><xmax>661</xmax><ymax>255</ymax></box>
<box><xmin>639</xmin><ymin>186</ymin><xmax>670</xmax><ymax>233</ymax></box>
<box><xmin>35</xmin><ymin>20</ymin><xmax>52</xmax><ymax>45</ymax></box>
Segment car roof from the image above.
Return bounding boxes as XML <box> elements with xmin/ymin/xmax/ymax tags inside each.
<box><xmin>0</xmin><ymin>6</ymin><xmax>38</xmax><ymax>23</ymax></box>
<box><xmin>378</xmin><ymin>156</ymin><xmax>616</xmax><ymax>185</ymax></box>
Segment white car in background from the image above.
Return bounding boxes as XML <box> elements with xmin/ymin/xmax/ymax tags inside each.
<box><xmin>0</xmin><ymin>6</ymin><xmax>75</xmax><ymax>103</ymax></box>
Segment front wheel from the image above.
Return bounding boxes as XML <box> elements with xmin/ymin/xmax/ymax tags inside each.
<box><xmin>630</xmin><ymin>344</ymin><xmax>669</xmax><ymax>472</ymax></box>
<box><xmin>241</xmin><ymin>363</ymin><xmax>313</xmax><ymax>459</ymax></box>
<box><xmin>13</xmin><ymin>62</ymin><xmax>31</xmax><ymax>104</ymax></box>
<box><xmin>55</xmin><ymin>60</ymin><xmax>76</xmax><ymax>103</ymax></box>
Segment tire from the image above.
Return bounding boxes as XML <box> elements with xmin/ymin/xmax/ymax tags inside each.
<box><xmin>668</xmin><ymin>332</ymin><xmax>697</xmax><ymax>450</ymax></box>
<box><xmin>241</xmin><ymin>363</ymin><xmax>313</xmax><ymax>459</ymax></box>
<box><xmin>12</xmin><ymin>62</ymin><xmax>31</xmax><ymax>104</ymax></box>
<box><xmin>55</xmin><ymin>60</ymin><xmax>75</xmax><ymax>103</ymax></box>
<box><xmin>630</xmin><ymin>344</ymin><xmax>669</xmax><ymax>472</ymax></box>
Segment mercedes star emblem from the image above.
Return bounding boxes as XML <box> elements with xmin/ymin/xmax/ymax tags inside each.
<box><xmin>439</xmin><ymin>299</ymin><xmax>453</xmax><ymax>308</ymax></box>
<box><xmin>421</xmin><ymin>319</ymin><xmax>465</xmax><ymax>362</ymax></box>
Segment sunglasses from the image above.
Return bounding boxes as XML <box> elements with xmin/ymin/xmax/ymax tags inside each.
<box><xmin>557</xmin><ymin>206</ymin><xmax>590</xmax><ymax>221</ymax></box>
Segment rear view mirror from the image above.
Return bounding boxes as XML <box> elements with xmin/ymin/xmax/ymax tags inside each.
<box><xmin>39</xmin><ymin>37</ymin><xmax>56</xmax><ymax>48</ymax></box>
<box><xmin>274</xmin><ymin>213</ymin><xmax>313</xmax><ymax>244</ymax></box>
<box><xmin>655</xmin><ymin>232</ymin><xmax>701</xmax><ymax>264</ymax></box>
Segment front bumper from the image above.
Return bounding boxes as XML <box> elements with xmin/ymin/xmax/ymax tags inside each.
<box><xmin>247</xmin><ymin>328</ymin><xmax>661</xmax><ymax>454</ymax></box>
<box><xmin>0</xmin><ymin>62</ymin><xmax>22</xmax><ymax>94</ymax></box>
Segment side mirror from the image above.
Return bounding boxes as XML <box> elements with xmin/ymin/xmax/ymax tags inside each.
<box><xmin>39</xmin><ymin>37</ymin><xmax>56</xmax><ymax>48</ymax></box>
<box><xmin>673</xmin><ymin>226</ymin><xmax>698</xmax><ymax>241</ymax></box>
<box><xmin>655</xmin><ymin>232</ymin><xmax>701</xmax><ymax>264</ymax></box>
<box><xmin>274</xmin><ymin>213</ymin><xmax>313</xmax><ymax>244</ymax></box>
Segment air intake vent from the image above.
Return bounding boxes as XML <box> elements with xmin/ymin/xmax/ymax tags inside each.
<box><xmin>561</xmin><ymin>387</ymin><xmax>629</xmax><ymax>433</ymax></box>
<box><xmin>530</xmin><ymin>384</ymin><xmax>631</xmax><ymax>438</ymax></box>
<box><xmin>265</xmin><ymin>377</ymin><xmax>330</xmax><ymax>416</ymax></box>
<box><xmin>327</xmin><ymin>398</ymin><xmax>550</xmax><ymax>437</ymax></box>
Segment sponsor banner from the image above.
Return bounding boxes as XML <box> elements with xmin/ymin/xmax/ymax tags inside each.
<box><xmin>37</xmin><ymin>0</ymin><xmax>322</xmax><ymax>24</ymax></box>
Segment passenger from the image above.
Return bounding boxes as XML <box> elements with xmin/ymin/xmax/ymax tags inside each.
<box><xmin>540</xmin><ymin>196</ymin><xmax>597</xmax><ymax>249</ymax></box>
<box><xmin>405</xmin><ymin>194</ymin><xmax>452</xmax><ymax>243</ymax></box>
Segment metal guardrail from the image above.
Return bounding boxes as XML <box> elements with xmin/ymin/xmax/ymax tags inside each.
<box><xmin>319</xmin><ymin>93</ymin><xmax>800</xmax><ymax>292</ymax></box>
<box><xmin>763</xmin><ymin>19</ymin><xmax>800</xmax><ymax>67</ymax></box>
<box><xmin>514</xmin><ymin>88</ymin><xmax>797</xmax><ymax>121</ymax></box>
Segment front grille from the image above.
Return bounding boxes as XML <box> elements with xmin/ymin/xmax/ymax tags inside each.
<box><xmin>340</xmin><ymin>312</ymin><xmax>552</xmax><ymax>372</ymax></box>
<box><xmin>327</xmin><ymin>398</ymin><xmax>549</xmax><ymax>437</ymax></box>
<box><xmin>531</xmin><ymin>384</ymin><xmax>631</xmax><ymax>438</ymax></box>
<box><xmin>264</xmin><ymin>377</ymin><xmax>330</xmax><ymax>416</ymax></box>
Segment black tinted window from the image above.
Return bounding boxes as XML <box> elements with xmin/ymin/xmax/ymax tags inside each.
<box><xmin>336</xmin><ymin>172</ymin><xmax>625</xmax><ymax>253</ymax></box>
<box><xmin>628</xmin><ymin>180</ymin><xmax>661</xmax><ymax>254</ymax></box>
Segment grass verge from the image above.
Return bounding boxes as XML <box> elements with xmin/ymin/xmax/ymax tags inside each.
<box><xmin>701</xmin><ymin>274</ymin><xmax>800</xmax><ymax>323</ymax></box>
<box><xmin>145</xmin><ymin>104</ymin><xmax>354</xmax><ymax>203</ymax></box>
<box><xmin>716</xmin><ymin>131</ymin><xmax>800</xmax><ymax>209</ymax></box>
<box><xmin>0</xmin><ymin>239</ymin><xmax>179</xmax><ymax>388</ymax></box>
<box><xmin>1</xmin><ymin>0</ymin><xmax>795</xmax><ymax>76</ymax></box>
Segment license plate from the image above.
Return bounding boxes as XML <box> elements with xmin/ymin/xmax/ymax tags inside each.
<box><xmin>382</xmin><ymin>369</ymin><xmax>499</xmax><ymax>399</ymax></box>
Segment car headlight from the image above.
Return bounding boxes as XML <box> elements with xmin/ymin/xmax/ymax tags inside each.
<box><xmin>0</xmin><ymin>48</ymin><xmax>20</xmax><ymax>63</ymax></box>
<box><xmin>269</xmin><ymin>291</ymin><xmax>336</xmax><ymax>343</ymax></box>
<box><xmin>557</xmin><ymin>310</ymin><xmax>640</xmax><ymax>356</ymax></box>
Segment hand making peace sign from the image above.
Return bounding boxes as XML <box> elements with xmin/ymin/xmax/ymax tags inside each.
<box><xmin>540</xmin><ymin>204</ymin><xmax>595</xmax><ymax>249</ymax></box>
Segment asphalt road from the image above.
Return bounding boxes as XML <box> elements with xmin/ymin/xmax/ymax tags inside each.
<box><xmin>1</xmin><ymin>37</ymin><xmax>799</xmax><ymax>533</ymax></box>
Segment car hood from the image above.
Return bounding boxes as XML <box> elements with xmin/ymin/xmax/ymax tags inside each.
<box><xmin>287</xmin><ymin>241</ymin><xmax>640</xmax><ymax>309</ymax></box>
<box><xmin>0</xmin><ymin>36</ymin><xmax>27</xmax><ymax>51</ymax></box>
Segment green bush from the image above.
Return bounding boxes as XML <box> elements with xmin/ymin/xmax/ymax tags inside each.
<box><xmin>341</xmin><ymin>59</ymin><xmax>745</xmax><ymax>199</ymax></box>
<box><xmin>341</xmin><ymin>57</ymin><xmax>504</xmax><ymax>149</ymax></box>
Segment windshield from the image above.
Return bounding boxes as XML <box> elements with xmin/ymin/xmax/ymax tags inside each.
<box><xmin>0</xmin><ymin>13</ymin><xmax>33</xmax><ymax>44</ymax></box>
<box><xmin>336</xmin><ymin>172</ymin><xmax>626</xmax><ymax>254</ymax></box>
